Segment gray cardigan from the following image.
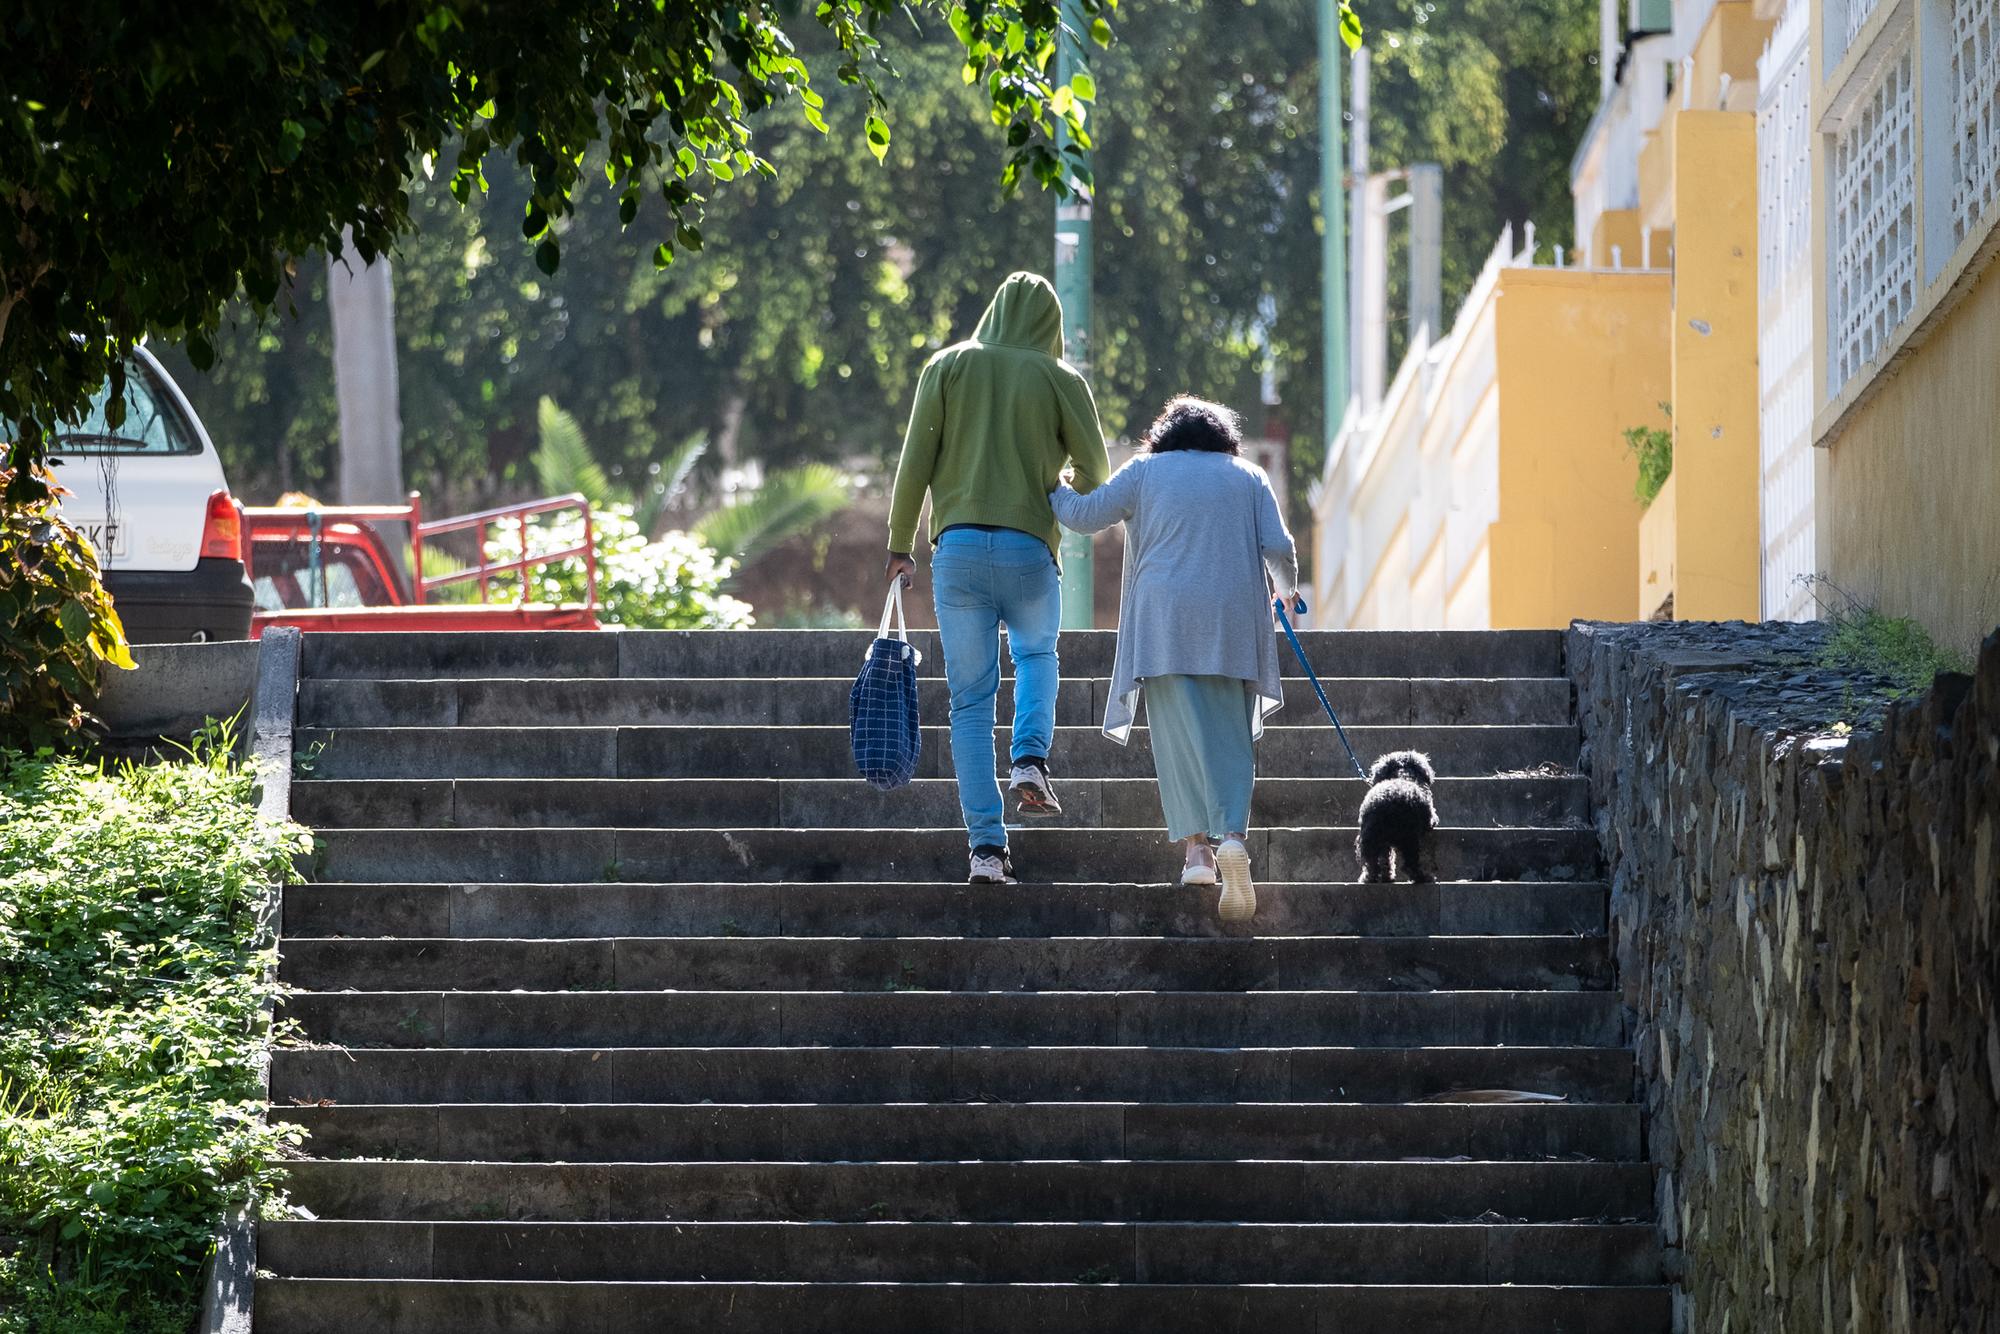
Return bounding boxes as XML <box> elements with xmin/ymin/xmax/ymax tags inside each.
<box><xmin>1052</xmin><ymin>450</ymin><xmax>1299</xmax><ymax>743</ymax></box>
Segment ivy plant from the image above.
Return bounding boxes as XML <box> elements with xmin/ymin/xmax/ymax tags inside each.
<box><xmin>1621</xmin><ymin>403</ymin><xmax>1673</xmax><ymax>506</ymax></box>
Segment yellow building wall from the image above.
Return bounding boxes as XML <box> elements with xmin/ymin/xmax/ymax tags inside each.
<box><xmin>1487</xmin><ymin>268</ymin><xmax>1673</xmax><ymax>628</ymax></box>
<box><xmin>1685</xmin><ymin>1</ymin><xmax>1775</xmax><ymax>108</ymax></box>
<box><xmin>1824</xmin><ymin>259</ymin><xmax>2000</xmax><ymax>656</ymax></box>
<box><xmin>1638</xmin><ymin>105</ymin><xmax>1677</xmax><ymax>236</ymax></box>
<box><xmin>1590</xmin><ymin>210</ymin><xmax>1644</xmax><ymax>268</ymax></box>
<box><xmin>1638</xmin><ymin>471</ymin><xmax>1678</xmax><ymax>619</ymax></box>
<box><xmin>1670</xmin><ymin>110</ymin><xmax>1762</xmax><ymax>620</ymax></box>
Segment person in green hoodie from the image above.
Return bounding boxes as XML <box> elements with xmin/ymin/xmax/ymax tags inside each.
<box><xmin>885</xmin><ymin>271</ymin><xmax>1111</xmax><ymax>885</ymax></box>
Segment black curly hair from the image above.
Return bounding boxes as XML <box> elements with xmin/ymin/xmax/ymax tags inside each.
<box><xmin>1143</xmin><ymin>395</ymin><xmax>1242</xmax><ymax>456</ymax></box>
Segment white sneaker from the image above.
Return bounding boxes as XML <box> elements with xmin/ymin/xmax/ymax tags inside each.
<box><xmin>968</xmin><ymin>849</ymin><xmax>1016</xmax><ymax>885</ymax></box>
<box><xmin>1215</xmin><ymin>839</ymin><xmax>1256</xmax><ymax>923</ymax></box>
<box><xmin>1009</xmin><ymin>761</ymin><xmax>1062</xmax><ymax>817</ymax></box>
<box><xmin>1181</xmin><ymin>848</ymin><xmax>1218</xmax><ymax>887</ymax></box>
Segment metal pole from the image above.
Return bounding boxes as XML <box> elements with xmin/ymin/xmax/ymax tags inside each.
<box><xmin>1407</xmin><ymin>164</ymin><xmax>1444</xmax><ymax>345</ymax></box>
<box><xmin>1055</xmin><ymin>0</ymin><xmax>1096</xmax><ymax>629</ymax></box>
<box><xmin>1347</xmin><ymin>45</ymin><xmax>1370</xmax><ymax>419</ymax></box>
<box><xmin>1359</xmin><ymin>171</ymin><xmax>1389</xmax><ymax>411</ymax></box>
<box><xmin>1320</xmin><ymin>0</ymin><xmax>1350</xmax><ymax>445</ymax></box>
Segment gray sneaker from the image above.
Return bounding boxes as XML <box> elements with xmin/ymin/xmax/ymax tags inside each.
<box><xmin>1009</xmin><ymin>760</ymin><xmax>1062</xmax><ymax>817</ymax></box>
<box><xmin>1216</xmin><ymin>838</ymin><xmax>1256</xmax><ymax>923</ymax></box>
<box><xmin>969</xmin><ymin>847</ymin><xmax>1017</xmax><ymax>885</ymax></box>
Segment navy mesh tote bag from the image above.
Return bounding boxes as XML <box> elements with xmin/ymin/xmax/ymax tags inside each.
<box><xmin>850</xmin><ymin>585</ymin><xmax>923</xmax><ymax>789</ymax></box>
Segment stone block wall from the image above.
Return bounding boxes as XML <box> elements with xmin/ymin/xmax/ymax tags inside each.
<box><xmin>1567</xmin><ymin>620</ymin><xmax>2000</xmax><ymax>1333</ymax></box>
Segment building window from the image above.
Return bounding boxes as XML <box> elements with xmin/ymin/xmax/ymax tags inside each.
<box><xmin>1828</xmin><ymin>47</ymin><xmax>1917</xmax><ymax>392</ymax></box>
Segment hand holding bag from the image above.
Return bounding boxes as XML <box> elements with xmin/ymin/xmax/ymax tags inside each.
<box><xmin>850</xmin><ymin>584</ymin><xmax>923</xmax><ymax>789</ymax></box>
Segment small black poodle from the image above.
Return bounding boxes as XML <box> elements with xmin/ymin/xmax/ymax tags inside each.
<box><xmin>1355</xmin><ymin>750</ymin><xmax>1439</xmax><ymax>883</ymax></box>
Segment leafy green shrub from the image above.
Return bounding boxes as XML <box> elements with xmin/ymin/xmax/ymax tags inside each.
<box><xmin>1621</xmin><ymin>404</ymin><xmax>1673</xmax><ymax>505</ymax></box>
<box><xmin>487</xmin><ymin>503</ymin><xmax>754</xmax><ymax>629</ymax></box>
<box><xmin>0</xmin><ymin>478</ymin><xmax>136</xmax><ymax>752</ymax></box>
<box><xmin>0</xmin><ymin>729</ymin><xmax>310</xmax><ymax>1330</ymax></box>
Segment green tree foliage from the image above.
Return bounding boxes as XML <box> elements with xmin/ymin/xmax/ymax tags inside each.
<box><xmin>160</xmin><ymin>0</ymin><xmax>1588</xmax><ymax>518</ymax></box>
<box><xmin>0</xmin><ymin>730</ymin><xmax>310</xmax><ymax>1329</ymax></box>
<box><xmin>0</xmin><ymin>0</ymin><xmax>1140</xmax><ymax>497</ymax></box>
<box><xmin>0</xmin><ymin>477</ymin><xmax>135</xmax><ymax>752</ymax></box>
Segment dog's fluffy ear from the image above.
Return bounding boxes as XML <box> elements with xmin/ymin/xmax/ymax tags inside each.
<box><xmin>1367</xmin><ymin>753</ymin><xmax>1401</xmax><ymax>784</ymax></box>
<box><xmin>1409</xmin><ymin>751</ymin><xmax>1435</xmax><ymax>786</ymax></box>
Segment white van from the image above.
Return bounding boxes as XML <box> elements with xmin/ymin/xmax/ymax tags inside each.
<box><xmin>47</xmin><ymin>346</ymin><xmax>254</xmax><ymax>641</ymax></box>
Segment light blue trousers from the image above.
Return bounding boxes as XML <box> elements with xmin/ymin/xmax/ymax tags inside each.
<box><xmin>930</xmin><ymin>527</ymin><xmax>1061</xmax><ymax>852</ymax></box>
<box><xmin>1144</xmin><ymin>674</ymin><xmax>1257</xmax><ymax>842</ymax></box>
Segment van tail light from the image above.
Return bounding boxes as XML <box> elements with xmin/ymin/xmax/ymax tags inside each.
<box><xmin>200</xmin><ymin>489</ymin><xmax>244</xmax><ymax>561</ymax></box>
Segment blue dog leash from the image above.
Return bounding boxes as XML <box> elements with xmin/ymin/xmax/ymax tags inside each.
<box><xmin>1273</xmin><ymin>594</ymin><xmax>1369</xmax><ymax>780</ymax></box>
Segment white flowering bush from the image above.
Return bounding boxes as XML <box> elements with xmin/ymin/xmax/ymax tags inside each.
<box><xmin>487</xmin><ymin>502</ymin><xmax>753</xmax><ymax>629</ymax></box>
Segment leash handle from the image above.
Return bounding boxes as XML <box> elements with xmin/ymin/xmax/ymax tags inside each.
<box><xmin>1274</xmin><ymin>596</ymin><xmax>1369</xmax><ymax>780</ymax></box>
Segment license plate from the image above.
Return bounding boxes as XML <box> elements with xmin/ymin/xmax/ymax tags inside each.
<box><xmin>74</xmin><ymin>519</ymin><xmax>128</xmax><ymax>560</ymax></box>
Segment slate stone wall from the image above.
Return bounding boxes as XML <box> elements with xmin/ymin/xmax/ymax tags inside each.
<box><xmin>1567</xmin><ymin>620</ymin><xmax>2000</xmax><ymax>1333</ymax></box>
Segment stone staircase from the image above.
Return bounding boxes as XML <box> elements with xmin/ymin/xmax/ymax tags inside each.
<box><xmin>256</xmin><ymin>628</ymin><xmax>1668</xmax><ymax>1332</ymax></box>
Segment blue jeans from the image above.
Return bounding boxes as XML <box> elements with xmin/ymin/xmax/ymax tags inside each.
<box><xmin>930</xmin><ymin>527</ymin><xmax>1061</xmax><ymax>852</ymax></box>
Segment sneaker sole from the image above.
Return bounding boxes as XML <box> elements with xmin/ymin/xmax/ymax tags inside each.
<box><xmin>1215</xmin><ymin>842</ymin><xmax>1256</xmax><ymax>923</ymax></box>
<box><xmin>1010</xmin><ymin>782</ymin><xmax>1063</xmax><ymax>818</ymax></box>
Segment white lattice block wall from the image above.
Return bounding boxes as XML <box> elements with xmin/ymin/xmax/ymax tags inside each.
<box><xmin>1829</xmin><ymin>48</ymin><xmax>1918</xmax><ymax>391</ymax></box>
<box><xmin>1760</xmin><ymin>18</ymin><xmax>1817</xmax><ymax>619</ymax></box>
<box><xmin>1950</xmin><ymin>0</ymin><xmax>2000</xmax><ymax>244</ymax></box>
<box><xmin>1842</xmin><ymin>0</ymin><xmax>1888</xmax><ymax>61</ymax></box>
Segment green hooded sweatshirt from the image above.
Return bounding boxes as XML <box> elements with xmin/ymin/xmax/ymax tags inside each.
<box><xmin>887</xmin><ymin>271</ymin><xmax>1110</xmax><ymax>559</ymax></box>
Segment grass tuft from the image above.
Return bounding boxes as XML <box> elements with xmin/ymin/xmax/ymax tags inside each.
<box><xmin>1807</xmin><ymin>578</ymin><xmax>1973</xmax><ymax>697</ymax></box>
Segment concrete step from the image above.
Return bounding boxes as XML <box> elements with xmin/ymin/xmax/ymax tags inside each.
<box><xmin>304</xmin><ymin>825</ymin><xmax>1602</xmax><ymax>884</ymax></box>
<box><xmin>297</xmin><ymin>675</ymin><xmax>1574</xmax><ymax>729</ymax></box>
<box><xmin>277</xmin><ymin>934</ymin><xmax>1612</xmax><ymax>994</ymax></box>
<box><xmin>282</xmin><ymin>1157</ymin><xmax>1655</xmax><ymax>1224</ymax></box>
<box><xmin>295</xmin><ymin>723</ymin><xmax>1580</xmax><ymax>780</ymax></box>
<box><xmin>291</xmin><ymin>775</ymin><xmax>1589</xmax><ymax>831</ymax></box>
<box><xmin>259</xmin><ymin>1218</ymin><xmax>1661</xmax><ymax>1285</ymax></box>
<box><xmin>282</xmin><ymin>880</ymin><xmax>1608</xmax><ymax>940</ymax></box>
<box><xmin>282</xmin><ymin>989</ymin><xmax>1625</xmax><ymax>1050</ymax></box>
<box><xmin>269</xmin><ymin>1044</ymin><xmax>1632</xmax><ymax>1106</ymax></box>
<box><xmin>273</xmin><ymin>1101</ymin><xmax>1643</xmax><ymax>1162</ymax></box>
<box><xmin>300</xmin><ymin>628</ymin><xmax>1566</xmax><ymax>681</ymax></box>
<box><xmin>254</xmin><ymin>1277</ymin><xmax>1670</xmax><ymax>1334</ymax></box>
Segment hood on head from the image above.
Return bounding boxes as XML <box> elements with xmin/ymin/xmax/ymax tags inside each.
<box><xmin>973</xmin><ymin>271</ymin><xmax>1065</xmax><ymax>357</ymax></box>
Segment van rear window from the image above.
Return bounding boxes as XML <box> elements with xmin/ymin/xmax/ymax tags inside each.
<box><xmin>56</xmin><ymin>361</ymin><xmax>199</xmax><ymax>455</ymax></box>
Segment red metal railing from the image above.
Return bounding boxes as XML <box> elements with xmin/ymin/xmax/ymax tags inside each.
<box><xmin>406</xmin><ymin>491</ymin><xmax>598</xmax><ymax>608</ymax></box>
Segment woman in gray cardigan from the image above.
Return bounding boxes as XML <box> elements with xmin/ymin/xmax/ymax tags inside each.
<box><xmin>1050</xmin><ymin>396</ymin><xmax>1299</xmax><ymax>922</ymax></box>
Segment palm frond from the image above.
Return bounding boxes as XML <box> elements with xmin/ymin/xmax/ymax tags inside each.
<box><xmin>634</xmin><ymin>431</ymin><xmax>710</xmax><ymax>536</ymax></box>
<box><xmin>693</xmin><ymin>463</ymin><xmax>850</xmax><ymax>569</ymax></box>
<box><xmin>533</xmin><ymin>396</ymin><xmax>619</xmax><ymax>507</ymax></box>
